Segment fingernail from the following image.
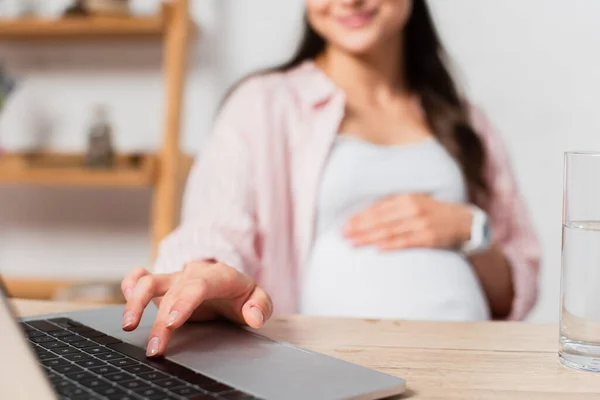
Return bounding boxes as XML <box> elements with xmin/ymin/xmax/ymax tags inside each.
<box><xmin>166</xmin><ymin>311</ymin><xmax>179</xmax><ymax>328</ymax></box>
<box><xmin>122</xmin><ymin>311</ymin><xmax>134</xmax><ymax>328</ymax></box>
<box><xmin>124</xmin><ymin>288</ymin><xmax>133</xmax><ymax>301</ymax></box>
<box><xmin>249</xmin><ymin>306</ymin><xmax>264</xmax><ymax>326</ymax></box>
<box><xmin>146</xmin><ymin>337</ymin><xmax>161</xmax><ymax>357</ymax></box>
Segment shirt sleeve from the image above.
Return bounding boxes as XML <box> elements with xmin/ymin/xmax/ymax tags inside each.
<box><xmin>153</xmin><ymin>78</ymin><xmax>265</xmax><ymax>278</ymax></box>
<box><xmin>470</xmin><ymin>106</ymin><xmax>542</xmax><ymax>320</ymax></box>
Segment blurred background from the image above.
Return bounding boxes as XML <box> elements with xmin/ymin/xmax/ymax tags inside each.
<box><xmin>0</xmin><ymin>0</ymin><xmax>599</xmax><ymax>322</ymax></box>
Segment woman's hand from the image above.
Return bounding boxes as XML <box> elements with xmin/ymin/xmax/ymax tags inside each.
<box><xmin>344</xmin><ymin>194</ymin><xmax>473</xmax><ymax>251</ymax></box>
<box><xmin>120</xmin><ymin>262</ymin><xmax>273</xmax><ymax>358</ymax></box>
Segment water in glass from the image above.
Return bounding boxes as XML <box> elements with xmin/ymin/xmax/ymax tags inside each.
<box><xmin>560</xmin><ymin>221</ymin><xmax>600</xmax><ymax>371</ymax></box>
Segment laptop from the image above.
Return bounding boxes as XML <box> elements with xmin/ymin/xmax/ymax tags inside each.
<box><xmin>0</xmin><ymin>283</ymin><xmax>406</xmax><ymax>400</ymax></box>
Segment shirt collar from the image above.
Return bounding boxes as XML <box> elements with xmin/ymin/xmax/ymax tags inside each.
<box><xmin>286</xmin><ymin>60</ymin><xmax>341</xmax><ymax>109</ymax></box>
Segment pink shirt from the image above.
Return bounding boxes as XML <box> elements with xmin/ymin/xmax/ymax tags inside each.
<box><xmin>154</xmin><ymin>61</ymin><xmax>541</xmax><ymax>320</ymax></box>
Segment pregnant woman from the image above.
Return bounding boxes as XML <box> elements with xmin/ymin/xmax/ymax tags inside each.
<box><xmin>121</xmin><ymin>0</ymin><xmax>540</xmax><ymax>357</ymax></box>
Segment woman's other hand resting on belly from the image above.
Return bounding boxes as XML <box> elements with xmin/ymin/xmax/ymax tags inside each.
<box><xmin>344</xmin><ymin>193</ymin><xmax>473</xmax><ymax>251</ymax></box>
<box><xmin>343</xmin><ymin>193</ymin><xmax>514</xmax><ymax>319</ymax></box>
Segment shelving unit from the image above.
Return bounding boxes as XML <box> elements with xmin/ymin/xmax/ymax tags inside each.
<box><xmin>0</xmin><ymin>0</ymin><xmax>194</xmax><ymax>301</ymax></box>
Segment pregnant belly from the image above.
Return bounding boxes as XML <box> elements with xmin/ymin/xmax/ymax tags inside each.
<box><xmin>300</xmin><ymin>233</ymin><xmax>490</xmax><ymax>321</ymax></box>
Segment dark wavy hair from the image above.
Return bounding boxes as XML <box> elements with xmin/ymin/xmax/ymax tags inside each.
<box><xmin>275</xmin><ymin>0</ymin><xmax>489</xmax><ymax>206</ymax></box>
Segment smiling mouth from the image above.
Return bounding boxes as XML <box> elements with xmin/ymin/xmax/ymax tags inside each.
<box><xmin>335</xmin><ymin>9</ymin><xmax>378</xmax><ymax>29</ymax></box>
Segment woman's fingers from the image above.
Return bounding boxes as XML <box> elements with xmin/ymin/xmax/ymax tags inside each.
<box><xmin>351</xmin><ymin>217</ymin><xmax>427</xmax><ymax>247</ymax></box>
<box><xmin>241</xmin><ymin>286</ymin><xmax>273</xmax><ymax>329</ymax></box>
<box><xmin>121</xmin><ymin>267</ymin><xmax>150</xmax><ymax>301</ymax></box>
<box><xmin>143</xmin><ymin>262</ymin><xmax>239</xmax><ymax>358</ymax></box>
<box><xmin>378</xmin><ymin>228</ymin><xmax>436</xmax><ymax>251</ymax></box>
<box><xmin>163</xmin><ymin>281</ymin><xmax>207</xmax><ymax>330</ymax></box>
<box><xmin>345</xmin><ymin>195</ymin><xmax>426</xmax><ymax>237</ymax></box>
<box><xmin>145</xmin><ymin>281</ymin><xmax>206</xmax><ymax>357</ymax></box>
<box><xmin>143</xmin><ymin>262</ymin><xmax>274</xmax><ymax>357</ymax></box>
<box><xmin>122</xmin><ymin>273</ymin><xmax>175</xmax><ymax>332</ymax></box>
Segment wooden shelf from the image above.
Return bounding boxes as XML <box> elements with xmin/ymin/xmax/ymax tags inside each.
<box><xmin>0</xmin><ymin>152</ymin><xmax>157</xmax><ymax>187</ymax></box>
<box><xmin>0</xmin><ymin>15</ymin><xmax>167</xmax><ymax>41</ymax></box>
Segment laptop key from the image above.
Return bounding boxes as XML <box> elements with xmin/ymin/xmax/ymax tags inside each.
<box><xmin>153</xmin><ymin>378</ymin><xmax>187</xmax><ymax>389</ymax></box>
<box><xmin>43</xmin><ymin>358</ymin><xmax>71</xmax><ymax>368</ymax></box>
<box><xmin>30</xmin><ymin>335</ymin><xmax>58</xmax><ymax>344</ymax></box>
<box><xmin>71</xmin><ymin>340</ymin><xmax>96</xmax><ymax>348</ymax></box>
<box><xmin>89</xmin><ymin>365</ymin><xmax>119</xmax><ymax>375</ymax></box>
<box><xmin>104</xmin><ymin>372</ymin><xmax>136</xmax><ymax>383</ymax></box>
<box><xmin>60</xmin><ymin>335</ymin><xmax>84</xmax><ymax>343</ymax></box>
<box><xmin>52</xmin><ymin>379</ymin><xmax>73</xmax><ymax>389</ymax></box>
<box><xmin>52</xmin><ymin>346</ymin><xmax>81</xmax><ymax>356</ymax></box>
<box><xmin>58</xmin><ymin>363</ymin><xmax>87</xmax><ymax>375</ymax></box>
<box><xmin>68</xmin><ymin>326</ymin><xmax>96</xmax><ymax>333</ymax></box>
<box><xmin>45</xmin><ymin>371</ymin><xmax>60</xmax><ymax>380</ymax></box>
<box><xmin>97</xmin><ymin>386</ymin><xmax>130</xmax><ymax>397</ymax></box>
<box><xmin>63</xmin><ymin>352</ymin><xmax>93</xmax><ymax>362</ymax></box>
<box><xmin>60</xmin><ymin>387</ymin><xmax>89</xmax><ymax>397</ymax></box>
<box><xmin>36</xmin><ymin>351</ymin><xmax>57</xmax><ymax>361</ymax></box>
<box><xmin>122</xmin><ymin>364</ymin><xmax>153</xmax><ymax>374</ymax></box>
<box><xmin>132</xmin><ymin>387</ymin><xmax>169</xmax><ymax>397</ymax></box>
<box><xmin>77</xmin><ymin>329</ymin><xmax>105</xmax><ymax>339</ymax></box>
<box><xmin>66</xmin><ymin>371</ymin><xmax>96</xmax><ymax>381</ymax></box>
<box><xmin>170</xmin><ymin>386</ymin><xmax>204</xmax><ymax>398</ymax></box>
<box><xmin>76</xmin><ymin>358</ymin><xmax>108</xmax><ymax>368</ymax></box>
<box><xmin>26</xmin><ymin>330</ymin><xmax>46</xmax><ymax>338</ymax></box>
<box><xmin>108</xmin><ymin>357</ymin><xmax>139</xmax><ymax>367</ymax></box>
<box><xmin>27</xmin><ymin>320</ymin><xmax>62</xmax><ymax>332</ymax></box>
<box><xmin>92</xmin><ymin>335</ymin><xmax>123</xmax><ymax>345</ymax></box>
<box><xmin>40</xmin><ymin>341</ymin><xmax>68</xmax><ymax>350</ymax></box>
<box><xmin>49</xmin><ymin>330</ymin><xmax>73</xmax><ymax>338</ymax></box>
<box><xmin>117</xmin><ymin>380</ymin><xmax>150</xmax><ymax>390</ymax></box>
<box><xmin>53</xmin><ymin>363</ymin><xmax>84</xmax><ymax>375</ymax></box>
<box><xmin>56</xmin><ymin>382</ymin><xmax>80</xmax><ymax>395</ymax></box>
<box><xmin>83</xmin><ymin>345</ymin><xmax>112</xmax><ymax>355</ymax></box>
<box><xmin>95</xmin><ymin>351</ymin><xmax>125</xmax><ymax>361</ymax></box>
<box><xmin>139</xmin><ymin>371</ymin><xmax>169</xmax><ymax>381</ymax></box>
<box><xmin>80</xmin><ymin>377</ymin><xmax>111</xmax><ymax>390</ymax></box>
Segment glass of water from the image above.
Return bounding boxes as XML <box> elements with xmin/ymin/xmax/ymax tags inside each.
<box><xmin>560</xmin><ymin>151</ymin><xmax>600</xmax><ymax>371</ymax></box>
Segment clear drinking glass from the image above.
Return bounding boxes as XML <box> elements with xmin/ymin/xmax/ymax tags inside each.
<box><xmin>560</xmin><ymin>151</ymin><xmax>600</xmax><ymax>371</ymax></box>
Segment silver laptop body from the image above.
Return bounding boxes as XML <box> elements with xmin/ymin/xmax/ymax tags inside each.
<box><xmin>2</xmin><ymin>292</ymin><xmax>406</xmax><ymax>400</ymax></box>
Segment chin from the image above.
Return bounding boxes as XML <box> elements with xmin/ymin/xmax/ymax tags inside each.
<box><xmin>333</xmin><ymin>35</ymin><xmax>381</xmax><ymax>56</ymax></box>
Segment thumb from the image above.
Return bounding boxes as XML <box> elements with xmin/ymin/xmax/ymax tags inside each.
<box><xmin>241</xmin><ymin>286</ymin><xmax>273</xmax><ymax>329</ymax></box>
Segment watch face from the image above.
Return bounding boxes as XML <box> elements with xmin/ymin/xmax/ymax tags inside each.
<box><xmin>483</xmin><ymin>218</ymin><xmax>491</xmax><ymax>243</ymax></box>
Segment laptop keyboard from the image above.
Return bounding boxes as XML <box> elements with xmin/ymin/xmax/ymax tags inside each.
<box><xmin>22</xmin><ymin>318</ymin><xmax>260</xmax><ymax>400</ymax></box>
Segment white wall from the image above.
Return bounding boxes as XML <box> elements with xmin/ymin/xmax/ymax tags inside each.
<box><xmin>1</xmin><ymin>0</ymin><xmax>599</xmax><ymax>322</ymax></box>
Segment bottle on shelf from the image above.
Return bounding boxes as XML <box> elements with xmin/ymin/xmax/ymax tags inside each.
<box><xmin>85</xmin><ymin>104</ymin><xmax>114</xmax><ymax>168</ymax></box>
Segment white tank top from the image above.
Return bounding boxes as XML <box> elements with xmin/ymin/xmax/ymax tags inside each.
<box><xmin>300</xmin><ymin>135</ymin><xmax>490</xmax><ymax>321</ymax></box>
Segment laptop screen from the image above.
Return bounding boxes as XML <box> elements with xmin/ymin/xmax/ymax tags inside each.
<box><xmin>0</xmin><ymin>280</ymin><xmax>57</xmax><ymax>399</ymax></box>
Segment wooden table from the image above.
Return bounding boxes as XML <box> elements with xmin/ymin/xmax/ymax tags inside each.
<box><xmin>13</xmin><ymin>300</ymin><xmax>600</xmax><ymax>399</ymax></box>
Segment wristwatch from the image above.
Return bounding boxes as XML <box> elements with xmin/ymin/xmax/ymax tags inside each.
<box><xmin>460</xmin><ymin>206</ymin><xmax>492</xmax><ymax>255</ymax></box>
